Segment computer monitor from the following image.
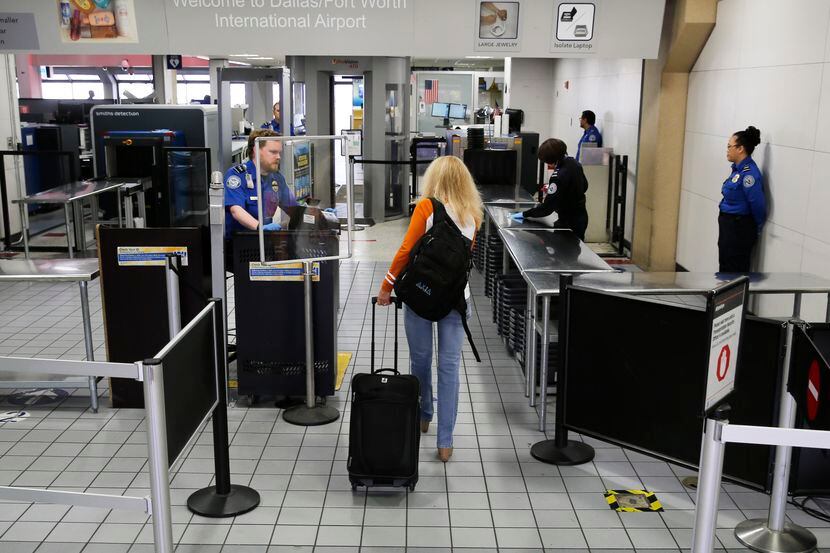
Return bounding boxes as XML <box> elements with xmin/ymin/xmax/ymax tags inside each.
<box><xmin>431</xmin><ymin>102</ymin><xmax>449</xmax><ymax>118</ymax></box>
<box><xmin>448</xmin><ymin>103</ymin><xmax>467</xmax><ymax>120</ymax></box>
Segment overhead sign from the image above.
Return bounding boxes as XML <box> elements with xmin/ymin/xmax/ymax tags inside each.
<box><xmin>166</xmin><ymin>54</ymin><xmax>182</xmax><ymax>70</ymax></box>
<box><xmin>703</xmin><ymin>279</ymin><xmax>747</xmax><ymax>413</ymax></box>
<box><xmin>0</xmin><ymin>0</ymin><xmax>666</xmax><ymax>59</ymax></box>
<box><xmin>0</xmin><ymin>13</ymin><xmax>40</xmax><ymax>50</ymax></box>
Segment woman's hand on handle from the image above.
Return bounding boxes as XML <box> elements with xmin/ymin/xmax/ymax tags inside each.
<box><xmin>377</xmin><ymin>289</ymin><xmax>392</xmax><ymax>306</ymax></box>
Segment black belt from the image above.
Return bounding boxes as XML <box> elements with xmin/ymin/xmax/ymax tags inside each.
<box><xmin>719</xmin><ymin>212</ymin><xmax>752</xmax><ymax>220</ymax></box>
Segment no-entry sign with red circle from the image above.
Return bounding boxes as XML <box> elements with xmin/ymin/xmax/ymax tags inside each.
<box><xmin>807</xmin><ymin>359</ymin><xmax>821</xmax><ymax>422</ymax></box>
<box><xmin>716</xmin><ymin>345</ymin><xmax>731</xmax><ymax>382</ymax></box>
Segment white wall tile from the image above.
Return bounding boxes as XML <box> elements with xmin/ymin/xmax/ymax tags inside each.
<box><xmin>734</xmin><ymin>64</ymin><xmax>821</xmax><ymax>150</ymax></box>
<box><xmin>681</xmin><ymin>132</ymin><xmax>730</xmax><ymax>203</ymax></box>
<box><xmin>686</xmin><ymin>69</ymin><xmax>740</xmax><ymax>137</ymax></box>
<box><xmin>812</xmin><ymin>63</ymin><xmax>830</xmax><ymax>152</ymax></box>
<box><xmin>800</xmin><ymin>237</ymin><xmax>830</xmax><ymax>321</ymax></box>
<box><xmin>755</xmin><ymin>222</ymin><xmax>805</xmax><ymax>273</ymax></box>
<box><xmin>740</xmin><ymin>0</ymin><xmax>829</xmax><ymax>68</ymax></box>
<box><xmin>694</xmin><ymin>0</ymin><xmax>745</xmax><ymax>72</ymax></box>
<box><xmin>806</xmin><ymin>151</ymin><xmax>830</xmax><ymax>240</ymax></box>
<box><xmin>760</xmin><ymin>145</ymin><xmax>813</xmax><ymax>233</ymax></box>
<box><xmin>677</xmin><ymin>190</ymin><xmax>720</xmax><ymax>271</ymax></box>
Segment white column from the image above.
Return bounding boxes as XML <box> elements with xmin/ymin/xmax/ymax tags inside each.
<box><xmin>0</xmin><ymin>54</ymin><xmax>23</xmax><ymax>245</ymax></box>
<box><xmin>208</xmin><ymin>58</ymin><xmax>227</xmax><ymax>104</ymax></box>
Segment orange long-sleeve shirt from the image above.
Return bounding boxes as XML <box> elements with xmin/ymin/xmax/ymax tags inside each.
<box><xmin>381</xmin><ymin>199</ymin><xmax>476</xmax><ymax>294</ymax></box>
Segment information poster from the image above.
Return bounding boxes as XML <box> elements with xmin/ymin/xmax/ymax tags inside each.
<box><xmin>117</xmin><ymin>246</ymin><xmax>188</xmax><ymax>267</ymax></box>
<box><xmin>474</xmin><ymin>1</ymin><xmax>522</xmax><ymax>52</ymax></box>
<box><xmin>249</xmin><ymin>262</ymin><xmax>320</xmax><ymax>282</ymax></box>
<box><xmin>704</xmin><ymin>280</ymin><xmax>746</xmax><ymax>412</ymax></box>
<box><xmin>57</xmin><ymin>0</ymin><xmax>139</xmax><ymax>44</ymax></box>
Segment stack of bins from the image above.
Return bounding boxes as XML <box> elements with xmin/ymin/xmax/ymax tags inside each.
<box><xmin>472</xmin><ymin>224</ymin><xmax>486</xmax><ymax>273</ymax></box>
<box><xmin>527</xmin><ymin>304</ymin><xmax>558</xmax><ymax>386</ymax></box>
<box><xmin>493</xmin><ymin>273</ymin><xmax>527</xmax><ymax>356</ymax></box>
<box><xmin>484</xmin><ymin>233</ymin><xmax>504</xmax><ymax>298</ymax></box>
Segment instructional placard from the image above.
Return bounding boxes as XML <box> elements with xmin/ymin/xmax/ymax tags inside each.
<box><xmin>117</xmin><ymin>246</ymin><xmax>189</xmax><ymax>267</ymax></box>
<box><xmin>704</xmin><ymin>281</ymin><xmax>746</xmax><ymax>412</ymax></box>
<box><xmin>0</xmin><ymin>13</ymin><xmax>39</xmax><ymax>50</ymax></box>
<box><xmin>249</xmin><ymin>262</ymin><xmax>320</xmax><ymax>282</ymax></box>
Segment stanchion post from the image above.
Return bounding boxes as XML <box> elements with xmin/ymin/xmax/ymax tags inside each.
<box><xmin>141</xmin><ymin>359</ymin><xmax>174</xmax><ymax>553</ymax></box>
<box><xmin>77</xmin><ymin>281</ymin><xmax>99</xmax><ymax>413</ymax></box>
<box><xmin>525</xmin><ymin>286</ymin><xmax>535</xmax><ymax>401</ymax></box>
<box><xmin>530</xmin><ymin>274</ymin><xmax>595</xmax><ymax>465</ymax></box>
<box><xmin>165</xmin><ymin>255</ymin><xmax>181</xmax><ymax>338</ymax></box>
<box><xmin>187</xmin><ymin>299</ymin><xmax>261</xmax><ymax>517</ymax></box>
<box><xmin>0</xmin><ymin>155</ymin><xmax>10</xmax><ymax>251</ymax></box>
<box><xmin>691</xmin><ymin>406</ymin><xmax>730</xmax><ymax>553</ymax></box>
<box><xmin>734</xmin><ymin>319</ymin><xmax>817</xmax><ymax>553</ymax></box>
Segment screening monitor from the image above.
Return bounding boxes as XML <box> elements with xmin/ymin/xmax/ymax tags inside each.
<box><xmin>431</xmin><ymin>102</ymin><xmax>449</xmax><ymax>118</ymax></box>
<box><xmin>448</xmin><ymin>103</ymin><xmax>467</xmax><ymax>120</ymax></box>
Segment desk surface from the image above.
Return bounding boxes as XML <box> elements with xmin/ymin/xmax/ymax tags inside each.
<box><xmin>572</xmin><ymin>271</ymin><xmax>830</xmax><ymax>295</ymax></box>
<box><xmin>499</xmin><ymin>228</ymin><xmax>613</xmax><ymax>275</ymax></box>
<box><xmin>485</xmin><ymin>204</ymin><xmax>551</xmax><ymax>231</ymax></box>
<box><xmin>0</xmin><ymin>258</ymin><xmax>99</xmax><ymax>282</ymax></box>
<box><xmin>14</xmin><ymin>179</ymin><xmax>127</xmax><ymax>205</ymax></box>
<box><xmin>478</xmin><ymin>185</ymin><xmax>535</xmax><ymax>204</ymax></box>
<box><xmin>232</xmin><ymin>138</ymin><xmax>247</xmax><ymax>155</ymax></box>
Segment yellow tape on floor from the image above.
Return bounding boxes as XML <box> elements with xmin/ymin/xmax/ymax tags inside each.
<box><xmin>336</xmin><ymin>352</ymin><xmax>352</xmax><ymax>391</ymax></box>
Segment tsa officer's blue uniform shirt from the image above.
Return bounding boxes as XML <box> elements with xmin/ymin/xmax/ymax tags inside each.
<box><xmin>223</xmin><ymin>159</ymin><xmax>298</xmax><ymax>238</ymax></box>
<box><xmin>576</xmin><ymin>125</ymin><xmax>602</xmax><ymax>162</ymax></box>
<box><xmin>261</xmin><ymin>119</ymin><xmax>295</xmax><ymax>135</ymax></box>
<box><xmin>719</xmin><ymin>156</ymin><xmax>766</xmax><ymax>233</ymax></box>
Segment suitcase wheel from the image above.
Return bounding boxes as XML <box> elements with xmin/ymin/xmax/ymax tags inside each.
<box><xmin>408</xmin><ymin>483</ymin><xmax>416</xmax><ymax>492</ymax></box>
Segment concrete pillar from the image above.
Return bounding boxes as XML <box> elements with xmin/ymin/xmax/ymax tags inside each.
<box><xmin>632</xmin><ymin>0</ymin><xmax>716</xmax><ymax>270</ymax></box>
<box><xmin>208</xmin><ymin>58</ymin><xmax>227</xmax><ymax>104</ymax></box>
<box><xmin>151</xmin><ymin>55</ymin><xmax>177</xmax><ymax>104</ymax></box>
<box><xmin>0</xmin><ymin>54</ymin><xmax>23</xmax><ymax>245</ymax></box>
<box><xmin>14</xmin><ymin>54</ymin><xmax>41</xmax><ymax>99</ymax></box>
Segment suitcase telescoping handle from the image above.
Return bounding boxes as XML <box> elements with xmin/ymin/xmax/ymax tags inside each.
<box><xmin>370</xmin><ymin>296</ymin><xmax>401</xmax><ymax>375</ymax></box>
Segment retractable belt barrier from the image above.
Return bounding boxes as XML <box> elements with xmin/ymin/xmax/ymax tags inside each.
<box><xmin>693</xmin><ymin>320</ymin><xmax>830</xmax><ymax>553</ymax></box>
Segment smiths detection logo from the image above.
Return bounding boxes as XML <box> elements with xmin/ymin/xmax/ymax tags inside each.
<box><xmin>556</xmin><ymin>3</ymin><xmax>595</xmax><ymax>42</ymax></box>
<box><xmin>416</xmin><ymin>282</ymin><xmax>432</xmax><ymax>296</ymax></box>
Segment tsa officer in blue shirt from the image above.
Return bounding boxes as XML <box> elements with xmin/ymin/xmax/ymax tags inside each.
<box><xmin>718</xmin><ymin>125</ymin><xmax>766</xmax><ymax>273</ymax></box>
<box><xmin>576</xmin><ymin>110</ymin><xmax>602</xmax><ymax>162</ymax></box>
<box><xmin>224</xmin><ymin>129</ymin><xmax>297</xmax><ymax>242</ymax></box>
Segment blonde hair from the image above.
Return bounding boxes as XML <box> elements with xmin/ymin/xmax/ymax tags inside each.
<box><xmin>421</xmin><ymin>156</ymin><xmax>483</xmax><ymax>228</ymax></box>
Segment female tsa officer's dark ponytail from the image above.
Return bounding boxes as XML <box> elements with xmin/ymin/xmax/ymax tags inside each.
<box><xmin>733</xmin><ymin>126</ymin><xmax>761</xmax><ymax>155</ymax></box>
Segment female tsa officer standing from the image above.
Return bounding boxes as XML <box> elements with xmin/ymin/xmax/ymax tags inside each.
<box><xmin>719</xmin><ymin>126</ymin><xmax>766</xmax><ymax>273</ymax></box>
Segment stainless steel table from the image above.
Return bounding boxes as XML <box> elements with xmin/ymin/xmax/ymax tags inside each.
<box><xmin>574</xmin><ymin>271</ymin><xmax>830</xmax><ymax>320</ymax></box>
<box><xmin>498</xmin><ymin>228</ymin><xmax>614</xmax><ymax>430</ymax></box>
<box><xmin>0</xmin><ymin>258</ymin><xmax>102</xmax><ymax>412</ymax></box>
<box><xmin>478</xmin><ymin>185</ymin><xmax>535</xmax><ymax>204</ymax></box>
<box><xmin>14</xmin><ymin>179</ymin><xmax>128</xmax><ymax>258</ymax></box>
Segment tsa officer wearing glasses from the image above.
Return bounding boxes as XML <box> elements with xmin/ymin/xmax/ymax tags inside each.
<box><xmin>224</xmin><ymin>129</ymin><xmax>297</xmax><ymax>240</ymax></box>
<box><xmin>719</xmin><ymin>125</ymin><xmax>766</xmax><ymax>273</ymax></box>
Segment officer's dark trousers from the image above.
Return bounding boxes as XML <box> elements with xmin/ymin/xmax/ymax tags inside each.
<box><xmin>556</xmin><ymin>212</ymin><xmax>588</xmax><ymax>242</ymax></box>
<box><xmin>718</xmin><ymin>212</ymin><xmax>757</xmax><ymax>272</ymax></box>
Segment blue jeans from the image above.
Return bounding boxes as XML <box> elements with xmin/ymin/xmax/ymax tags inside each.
<box><xmin>404</xmin><ymin>306</ymin><xmax>465</xmax><ymax>449</ymax></box>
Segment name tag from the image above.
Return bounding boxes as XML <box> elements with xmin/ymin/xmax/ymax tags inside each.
<box><xmin>249</xmin><ymin>196</ymin><xmax>258</xmax><ymax>201</ymax></box>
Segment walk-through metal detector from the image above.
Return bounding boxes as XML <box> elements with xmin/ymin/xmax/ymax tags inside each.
<box><xmin>216</xmin><ymin>67</ymin><xmax>292</xmax><ymax>170</ymax></box>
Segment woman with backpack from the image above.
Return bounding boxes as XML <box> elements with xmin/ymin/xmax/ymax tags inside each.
<box><xmin>377</xmin><ymin>156</ymin><xmax>483</xmax><ymax>462</ymax></box>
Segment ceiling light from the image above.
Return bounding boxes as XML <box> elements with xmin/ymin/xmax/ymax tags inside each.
<box><xmin>465</xmin><ymin>56</ymin><xmax>494</xmax><ymax>59</ymax></box>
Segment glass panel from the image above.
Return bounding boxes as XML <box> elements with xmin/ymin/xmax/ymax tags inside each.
<box><xmin>230</xmin><ymin>83</ymin><xmax>246</xmax><ymax>107</ymax></box>
<box><xmin>72</xmin><ymin>82</ymin><xmax>104</xmax><ymax>100</ymax></box>
<box><xmin>41</xmin><ymin>82</ymin><xmax>74</xmax><ymax>99</ymax></box>
<box><xmin>177</xmin><ymin>82</ymin><xmax>210</xmax><ymax>104</ymax></box>
<box><xmin>118</xmin><ymin>82</ymin><xmax>154</xmax><ymax>102</ymax></box>
<box><xmin>66</xmin><ymin>74</ymin><xmax>100</xmax><ymax>81</ymax></box>
<box><xmin>415</xmin><ymin>72</ymin><xmax>473</xmax><ymax>134</ymax></box>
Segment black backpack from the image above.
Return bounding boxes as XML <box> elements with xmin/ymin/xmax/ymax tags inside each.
<box><xmin>394</xmin><ymin>198</ymin><xmax>481</xmax><ymax>362</ymax></box>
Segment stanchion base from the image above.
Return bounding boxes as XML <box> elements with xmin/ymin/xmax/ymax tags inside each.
<box><xmin>187</xmin><ymin>484</ymin><xmax>260</xmax><ymax>518</ymax></box>
<box><xmin>530</xmin><ymin>439</ymin><xmax>595</xmax><ymax>466</ymax></box>
<box><xmin>283</xmin><ymin>404</ymin><xmax>340</xmax><ymax>426</ymax></box>
<box><xmin>735</xmin><ymin>519</ymin><xmax>817</xmax><ymax>553</ymax></box>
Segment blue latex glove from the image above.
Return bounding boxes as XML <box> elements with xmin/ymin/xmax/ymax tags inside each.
<box><xmin>323</xmin><ymin>207</ymin><xmax>337</xmax><ymax>213</ymax></box>
<box><xmin>262</xmin><ymin>222</ymin><xmax>282</xmax><ymax>231</ymax></box>
<box><xmin>510</xmin><ymin>212</ymin><xmax>524</xmax><ymax>221</ymax></box>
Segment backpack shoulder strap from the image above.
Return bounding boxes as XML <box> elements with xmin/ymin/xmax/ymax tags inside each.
<box><xmin>456</xmin><ymin>299</ymin><xmax>481</xmax><ymax>363</ymax></box>
<box><xmin>430</xmin><ymin>197</ymin><xmax>447</xmax><ymax>224</ymax></box>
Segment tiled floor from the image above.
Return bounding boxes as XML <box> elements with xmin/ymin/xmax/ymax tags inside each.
<box><xmin>1</xmin><ymin>230</ymin><xmax>830</xmax><ymax>551</ymax></box>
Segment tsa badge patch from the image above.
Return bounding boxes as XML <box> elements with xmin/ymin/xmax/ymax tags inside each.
<box><xmin>226</xmin><ymin>175</ymin><xmax>242</xmax><ymax>189</ymax></box>
<box><xmin>743</xmin><ymin>175</ymin><xmax>756</xmax><ymax>188</ymax></box>
<box><xmin>547</xmin><ymin>183</ymin><xmax>558</xmax><ymax>195</ymax></box>
<box><xmin>271</xmin><ymin>179</ymin><xmax>280</xmax><ymax>193</ymax></box>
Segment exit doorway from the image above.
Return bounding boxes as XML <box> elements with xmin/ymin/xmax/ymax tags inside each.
<box><xmin>331</xmin><ymin>75</ymin><xmax>364</xmax><ymax>219</ymax></box>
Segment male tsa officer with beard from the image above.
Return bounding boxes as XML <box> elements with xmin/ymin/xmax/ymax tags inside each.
<box><xmin>224</xmin><ymin>129</ymin><xmax>297</xmax><ymax>242</ymax></box>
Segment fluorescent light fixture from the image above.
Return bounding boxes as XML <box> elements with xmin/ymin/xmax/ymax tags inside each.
<box><xmin>250</xmin><ymin>57</ymin><xmax>274</xmax><ymax>60</ymax></box>
<box><xmin>465</xmin><ymin>55</ymin><xmax>494</xmax><ymax>59</ymax></box>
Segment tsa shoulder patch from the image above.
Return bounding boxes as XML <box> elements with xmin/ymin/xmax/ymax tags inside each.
<box><xmin>604</xmin><ymin>489</ymin><xmax>663</xmax><ymax>512</ymax></box>
<box><xmin>547</xmin><ymin>183</ymin><xmax>558</xmax><ymax>195</ymax></box>
<box><xmin>226</xmin><ymin>175</ymin><xmax>242</xmax><ymax>189</ymax></box>
<box><xmin>588</xmin><ymin>134</ymin><xmax>597</xmax><ymax>142</ymax></box>
<box><xmin>743</xmin><ymin>175</ymin><xmax>756</xmax><ymax>188</ymax></box>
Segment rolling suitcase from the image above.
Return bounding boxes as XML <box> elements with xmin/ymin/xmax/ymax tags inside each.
<box><xmin>348</xmin><ymin>297</ymin><xmax>420</xmax><ymax>491</ymax></box>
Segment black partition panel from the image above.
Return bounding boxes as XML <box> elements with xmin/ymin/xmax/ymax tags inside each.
<box><xmin>565</xmin><ymin>290</ymin><xmax>710</xmax><ymax>467</ymax></box>
<box><xmin>159</xmin><ymin>305</ymin><xmax>218</xmax><ymax>467</ymax></box>
<box><xmin>789</xmin><ymin>324</ymin><xmax>830</xmax><ymax>495</ymax></box>
<box><xmin>232</xmin><ymin>231</ymin><xmax>338</xmax><ymax>399</ymax></box>
<box><xmin>98</xmin><ymin>227</ymin><xmax>210</xmax><ymax>408</ymax></box>
<box><xmin>564</xmin><ymin>289</ymin><xmax>787</xmax><ymax>491</ymax></box>
<box><xmin>463</xmin><ymin>149</ymin><xmax>517</xmax><ymax>186</ymax></box>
